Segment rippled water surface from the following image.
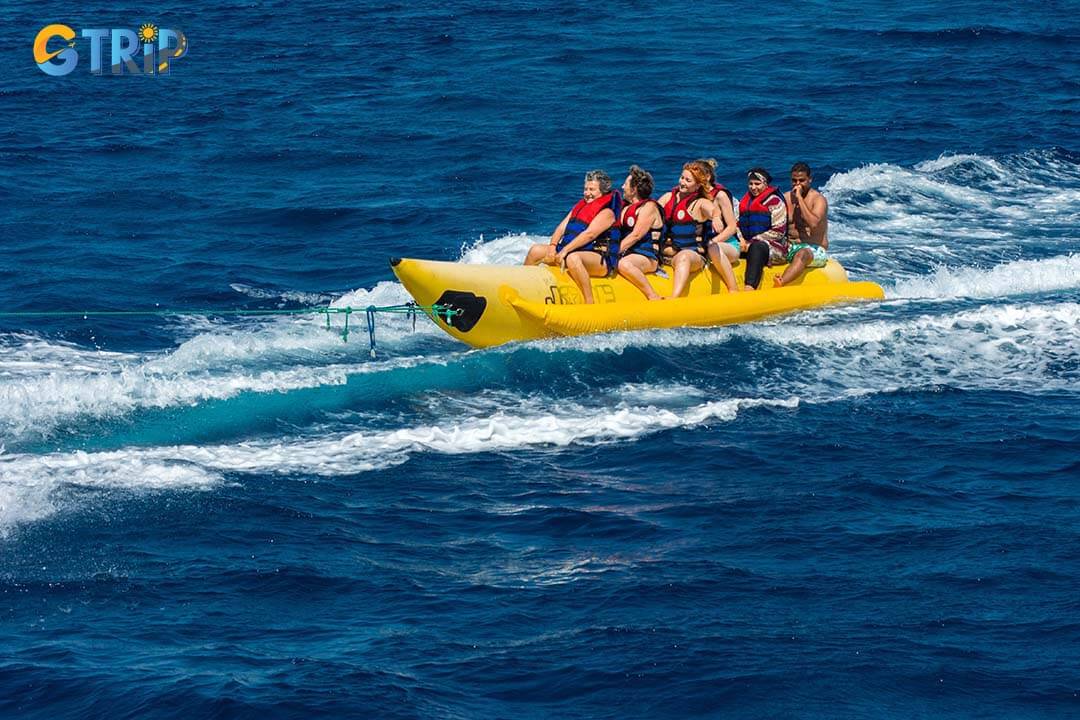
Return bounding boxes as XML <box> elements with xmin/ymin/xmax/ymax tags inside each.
<box><xmin>2</xmin><ymin>1</ymin><xmax>1079</xmax><ymax>718</ymax></box>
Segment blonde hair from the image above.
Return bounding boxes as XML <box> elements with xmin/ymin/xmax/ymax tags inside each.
<box><xmin>694</xmin><ymin>158</ymin><xmax>719</xmax><ymax>184</ymax></box>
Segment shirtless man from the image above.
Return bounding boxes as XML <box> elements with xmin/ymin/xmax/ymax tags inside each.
<box><xmin>775</xmin><ymin>162</ymin><xmax>829</xmax><ymax>287</ymax></box>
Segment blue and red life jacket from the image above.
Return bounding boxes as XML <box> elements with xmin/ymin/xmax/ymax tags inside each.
<box><xmin>737</xmin><ymin>186</ymin><xmax>787</xmax><ymax>242</ymax></box>
<box><xmin>662</xmin><ymin>188</ymin><xmax>708</xmax><ymax>256</ymax></box>
<box><xmin>556</xmin><ymin>192</ymin><xmax>619</xmax><ymax>259</ymax></box>
<box><xmin>616</xmin><ymin>198</ymin><xmax>662</xmax><ymax>260</ymax></box>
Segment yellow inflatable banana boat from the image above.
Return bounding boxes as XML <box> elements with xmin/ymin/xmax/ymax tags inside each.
<box><xmin>390</xmin><ymin>257</ymin><xmax>884</xmax><ymax>348</ymax></box>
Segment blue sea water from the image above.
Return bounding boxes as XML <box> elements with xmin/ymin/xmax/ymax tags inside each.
<box><xmin>2</xmin><ymin>0</ymin><xmax>1080</xmax><ymax>717</ymax></box>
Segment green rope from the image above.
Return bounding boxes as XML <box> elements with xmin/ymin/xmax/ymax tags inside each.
<box><xmin>0</xmin><ymin>305</ymin><xmax>455</xmax><ymax>319</ymax></box>
<box><xmin>0</xmin><ymin>302</ymin><xmax>460</xmax><ymax>355</ymax></box>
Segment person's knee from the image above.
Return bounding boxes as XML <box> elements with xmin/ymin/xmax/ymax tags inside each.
<box><xmin>796</xmin><ymin>248</ymin><xmax>813</xmax><ymax>264</ymax></box>
<box><xmin>533</xmin><ymin>245</ymin><xmax>554</xmax><ymax>262</ymax></box>
<box><xmin>565</xmin><ymin>253</ymin><xmax>583</xmax><ymax>270</ymax></box>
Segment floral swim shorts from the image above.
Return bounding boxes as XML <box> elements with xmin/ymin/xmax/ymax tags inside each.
<box><xmin>786</xmin><ymin>242</ymin><xmax>828</xmax><ymax>268</ymax></box>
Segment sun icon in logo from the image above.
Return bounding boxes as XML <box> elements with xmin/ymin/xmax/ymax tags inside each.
<box><xmin>138</xmin><ymin>23</ymin><xmax>158</xmax><ymax>44</ymax></box>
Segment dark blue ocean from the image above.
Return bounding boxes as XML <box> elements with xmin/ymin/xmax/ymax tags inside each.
<box><xmin>2</xmin><ymin>1</ymin><xmax>1080</xmax><ymax>717</ymax></box>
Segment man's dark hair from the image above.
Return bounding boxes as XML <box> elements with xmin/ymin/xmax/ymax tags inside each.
<box><xmin>791</xmin><ymin>162</ymin><xmax>812</xmax><ymax>176</ymax></box>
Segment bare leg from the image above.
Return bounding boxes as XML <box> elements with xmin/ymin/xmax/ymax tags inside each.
<box><xmin>667</xmin><ymin>250</ymin><xmax>705</xmax><ymax>299</ymax></box>
<box><xmin>718</xmin><ymin>242</ymin><xmax>756</xmax><ymax>291</ymax></box>
<box><xmin>564</xmin><ymin>251</ymin><xmax>608</xmax><ymax>303</ymax></box>
<box><xmin>775</xmin><ymin>248</ymin><xmax>813</xmax><ymax>287</ymax></box>
<box><xmin>706</xmin><ymin>242</ymin><xmax>739</xmax><ymax>292</ymax></box>
<box><xmin>617</xmin><ymin>254</ymin><xmax>661</xmax><ymax>300</ymax></box>
<box><xmin>719</xmin><ymin>242</ymin><xmax>740</xmax><ymax>264</ymax></box>
<box><xmin>524</xmin><ymin>243</ymin><xmax>555</xmax><ymax>266</ymax></box>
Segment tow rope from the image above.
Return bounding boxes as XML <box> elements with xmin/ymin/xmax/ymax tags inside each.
<box><xmin>0</xmin><ymin>302</ymin><xmax>460</xmax><ymax>358</ymax></box>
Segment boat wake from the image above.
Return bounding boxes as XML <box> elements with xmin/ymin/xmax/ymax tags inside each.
<box><xmin>1</xmin><ymin>148</ymin><xmax>1078</xmax><ymax>536</ymax></box>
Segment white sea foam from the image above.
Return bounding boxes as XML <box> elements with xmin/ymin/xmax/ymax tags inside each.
<box><xmin>459</xmin><ymin>232</ymin><xmax>546</xmax><ymax>265</ymax></box>
<box><xmin>740</xmin><ymin>301</ymin><xmax>1080</xmax><ymax>396</ymax></box>
<box><xmin>0</xmin><ymin>272</ymin><xmax>468</xmax><ymax>442</ymax></box>
<box><xmin>0</xmin><ymin>334</ymin><xmax>138</xmax><ymax>379</ymax></box>
<box><xmin>469</xmin><ymin>553</ymin><xmax>639</xmax><ymax>588</ymax></box>
<box><xmin>0</xmin><ymin>480</ymin><xmax>54</xmax><ymax>536</ymax></box>
<box><xmin>5</xmin><ymin>288</ymin><xmax>1076</xmax><ymax>536</ymax></box>
<box><xmin>826</xmin><ymin>161</ymin><xmax>1000</xmax><ymax>214</ymax></box>
<box><xmin>0</xmin><ymin>449</ymin><xmax>219</xmax><ymax>538</ymax></box>
<box><xmin>0</xmin><ymin>387</ymin><xmax>796</xmax><ymax>534</ymax></box>
<box><xmin>332</xmin><ymin>278</ymin><xmax>413</xmax><ymax>310</ymax></box>
<box><xmin>0</xmin><ymin>335</ymin><xmax>441</xmax><ymax>442</ymax></box>
<box><xmin>2</xmin><ymin>248</ymin><xmax>1074</xmax><ymax>446</ymax></box>
<box><xmin>228</xmin><ymin>283</ymin><xmax>334</xmax><ymax>306</ymax></box>
<box><xmin>4</xmin><ymin>151</ymin><xmax>1079</xmax><ymax>536</ymax></box>
<box><xmin>914</xmin><ymin>153</ymin><xmax>1011</xmax><ymax>175</ymax></box>
<box><xmin>823</xmin><ymin>150</ymin><xmax>1080</xmax><ymax>276</ymax></box>
<box><xmin>504</xmin><ymin>296</ymin><xmax>1080</xmax><ymax>397</ymax></box>
<box><xmin>515</xmin><ymin>325</ymin><xmax>737</xmax><ymax>355</ymax></box>
<box><xmin>913</xmin><ymin>149</ymin><xmax>1080</xmax><ymax>189</ymax></box>
<box><xmin>890</xmin><ymin>253</ymin><xmax>1080</xmax><ymax>299</ymax></box>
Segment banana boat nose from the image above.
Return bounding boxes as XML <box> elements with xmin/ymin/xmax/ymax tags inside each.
<box><xmin>389</xmin><ymin>257</ymin><xmax>436</xmax><ymax>308</ymax></box>
<box><xmin>387</xmin><ymin>258</ymin><xmax>560</xmax><ymax>347</ymax></box>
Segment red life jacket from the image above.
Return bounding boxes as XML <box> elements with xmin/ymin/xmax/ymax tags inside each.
<box><xmin>737</xmin><ymin>186</ymin><xmax>788</xmax><ymax>247</ymax></box>
<box><xmin>618</xmin><ymin>199</ymin><xmax>661</xmax><ymax>259</ymax></box>
<box><xmin>556</xmin><ymin>192</ymin><xmax>617</xmax><ymax>253</ymax></box>
<box><xmin>662</xmin><ymin>188</ymin><xmax>708</xmax><ymax>256</ymax></box>
<box><xmin>710</xmin><ymin>183</ymin><xmax>734</xmax><ymax>210</ymax></box>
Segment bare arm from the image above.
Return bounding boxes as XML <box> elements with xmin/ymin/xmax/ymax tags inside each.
<box><xmin>711</xmin><ymin>196</ymin><xmax>738</xmax><ymax>243</ymax></box>
<box><xmin>691</xmin><ymin>197</ymin><xmax>716</xmax><ymax>223</ymax></box>
<box><xmin>555</xmin><ymin>209</ymin><xmax>616</xmax><ymax>259</ymax></box>
<box><xmin>811</xmin><ymin>194</ymin><xmax>829</xmax><ymax>249</ymax></box>
<box><xmin>617</xmin><ymin>203</ymin><xmax>659</xmax><ymax>255</ymax></box>
<box><xmin>794</xmin><ymin>190</ymin><xmax>826</xmax><ymax>231</ymax></box>
<box><xmin>549</xmin><ymin>211</ymin><xmax>572</xmax><ymax>246</ymax></box>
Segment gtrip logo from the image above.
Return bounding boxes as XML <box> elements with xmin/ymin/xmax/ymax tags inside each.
<box><xmin>34</xmin><ymin>23</ymin><xmax>188</xmax><ymax>76</ymax></box>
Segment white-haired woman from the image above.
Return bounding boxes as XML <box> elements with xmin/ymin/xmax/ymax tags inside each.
<box><xmin>524</xmin><ymin>170</ymin><xmax>619</xmax><ymax>304</ymax></box>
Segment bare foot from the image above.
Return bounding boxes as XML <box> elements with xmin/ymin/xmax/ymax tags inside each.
<box><xmin>726</xmin><ymin>285</ymin><xmax>740</xmax><ymax>293</ymax></box>
<box><xmin>743</xmin><ymin>285</ymin><xmax>755</xmax><ymax>292</ymax></box>
<box><xmin>773</xmin><ymin>276</ymin><xmax>786</xmax><ymax>288</ymax></box>
<box><xmin>646</xmin><ymin>294</ymin><xmax>663</xmax><ymax>301</ymax></box>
